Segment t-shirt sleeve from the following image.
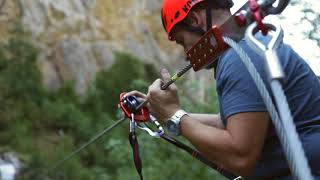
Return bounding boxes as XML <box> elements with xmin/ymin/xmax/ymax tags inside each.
<box><xmin>218</xmin><ymin>56</ymin><xmax>268</xmax><ymax>121</ymax></box>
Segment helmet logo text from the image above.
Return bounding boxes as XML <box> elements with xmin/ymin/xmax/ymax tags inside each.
<box><xmin>182</xmin><ymin>0</ymin><xmax>201</xmax><ymax>13</ymax></box>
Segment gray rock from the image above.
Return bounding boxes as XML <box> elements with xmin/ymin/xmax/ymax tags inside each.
<box><xmin>37</xmin><ymin>54</ymin><xmax>62</xmax><ymax>91</ymax></box>
<box><xmin>18</xmin><ymin>0</ymin><xmax>48</xmax><ymax>36</ymax></box>
<box><xmin>11</xmin><ymin>0</ymin><xmax>320</xmax><ymax>94</ymax></box>
<box><xmin>17</xmin><ymin>0</ymin><xmax>98</xmax><ymax>37</ymax></box>
<box><xmin>53</xmin><ymin>37</ymin><xmax>99</xmax><ymax>95</ymax></box>
<box><xmin>91</xmin><ymin>41</ymin><xmax>115</xmax><ymax>69</ymax></box>
<box><xmin>311</xmin><ymin>29</ymin><xmax>320</xmax><ymax>41</ymax></box>
<box><xmin>81</xmin><ymin>0</ymin><xmax>96</xmax><ymax>10</ymax></box>
<box><xmin>144</xmin><ymin>0</ymin><xmax>162</xmax><ymax>13</ymax></box>
<box><xmin>305</xmin><ymin>12</ymin><xmax>317</xmax><ymax>22</ymax></box>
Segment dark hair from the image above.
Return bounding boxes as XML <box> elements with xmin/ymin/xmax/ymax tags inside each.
<box><xmin>174</xmin><ymin>0</ymin><xmax>233</xmax><ymax>36</ymax></box>
<box><xmin>193</xmin><ymin>0</ymin><xmax>234</xmax><ymax>11</ymax></box>
<box><xmin>181</xmin><ymin>1</ymin><xmax>232</xmax><ymax>25</ymax></box>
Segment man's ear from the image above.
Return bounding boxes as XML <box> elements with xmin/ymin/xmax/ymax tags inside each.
<box><xmin>186</xmin><ymin>11</ymin><xmax>205</xmax><ymax>29</ymax></box>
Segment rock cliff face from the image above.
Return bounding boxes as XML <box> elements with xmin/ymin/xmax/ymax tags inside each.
<box><xmin>0</xmin><ymin>0</ymin><xmax>178</xmax><ymax>94</ymax></box>
<box><xmin>278</xmin><ymin>0</ymin><xmax>320</xmax><ymax>76</ymax></box>
<box><xmin>0</xmin><ymin>0</ymin><xmax>319</xmax><ymax>94</ymax></box>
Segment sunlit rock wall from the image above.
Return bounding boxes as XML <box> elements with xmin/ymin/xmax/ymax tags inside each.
<box><xmin>0</xmin><ymin>0</ymin><xmax>179</xmax><ymax>94</ymax></box>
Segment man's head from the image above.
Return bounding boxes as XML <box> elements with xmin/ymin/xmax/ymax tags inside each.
<box><xmin>161</xmin><ymin>0</ymin><xmax>233</xmax><ymax>51</ymax></box>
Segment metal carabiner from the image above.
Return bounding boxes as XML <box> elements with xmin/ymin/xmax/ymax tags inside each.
<box><xmin>136</xmin><ymin>115</ymin><xmax>164</xmax><ymax>138</ymax></box>
<box><xmin>130</xmin><ymin>113</ymin><xmax>136</xmax><ymax>133</ymax></box>
<box><xmin>245</xmin><ymin>19</ymin><xmax>285</xmax><ymax>81</ymax></box>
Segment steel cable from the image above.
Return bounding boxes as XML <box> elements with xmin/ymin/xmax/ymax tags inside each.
<box><xmin>223</xmin><ymin>36</ymin><xmax>313</xmax><ymax>180</ymax></box>
<box><xmin>51</xmin><ymin>117</ymin><xmax>126</xmax><ymax>171</ymax></box>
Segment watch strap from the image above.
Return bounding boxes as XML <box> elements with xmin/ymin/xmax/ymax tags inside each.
<box><xmin>168</xmin><ymin>109</ymin><xmax>188</xmax><ymax>136</ymax></box>
<box><xmin>171</xmin><ymin>109</ymin><xmax>188</xmax><ymax>124</ymax></box>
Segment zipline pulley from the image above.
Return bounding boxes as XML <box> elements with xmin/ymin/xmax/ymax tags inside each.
<box><xmin>119</xmin><ymin>93</ymin><xmax>241</xmax><ymax>180</ymax></box>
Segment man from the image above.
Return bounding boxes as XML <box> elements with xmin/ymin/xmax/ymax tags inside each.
<box><xmin>126</xmin><ymin>0</ymin><xmax>320</xmax><ymax>179</ymax></box>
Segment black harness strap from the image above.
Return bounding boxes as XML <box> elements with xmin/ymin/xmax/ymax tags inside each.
<box><xmin>128</xmin><ymin>131</ymin><xmax>239</xmax><ymax>180</ymax></box>
<box><xmin>127</xmin><ymin>119</ymin><xmax>239</xmax><ymax>179</ymax></box>
<box><xmin>160</xmin><ymin>134</ymin><xmax>239</xmax><ymax>179</ymax></box>
<box><xmin>129</xmin><ymin>132</ymin><xmax>143</xmax><ymax>180</ymax></box>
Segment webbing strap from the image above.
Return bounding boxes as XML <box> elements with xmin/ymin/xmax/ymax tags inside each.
<box><xmin>160</xmin><ymin>134</ymin><xmax>239</xmax><ymax>179</ymax></box>
<box><xmin>129</xmin><ymin>132</ymin><xmax>143</xmax><ymax>180</ymax></box>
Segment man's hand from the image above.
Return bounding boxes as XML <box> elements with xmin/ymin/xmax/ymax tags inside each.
<box><xmin>126</xmin><ymin>69</ymin><xmax>180</xmax><ymax>123</ymax></box>
<box><xmin>125</xmin><ymin>90</ymin><xmax>147</xmax><ymax>102</ymax></box>
<box><xmin>147</xmin><ymin>69</ymin><xmax>180</xmax><ymax>122</ymax></box>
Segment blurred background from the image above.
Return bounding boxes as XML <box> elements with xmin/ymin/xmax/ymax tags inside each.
<box><xmin>0</xmin><ymin>0</ymin><xmax>319</xmax><ymax>179</ymax></box>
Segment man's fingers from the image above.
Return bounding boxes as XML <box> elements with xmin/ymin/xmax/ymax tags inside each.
<box><xmin>160</xmin><ymin>68</ymin><xmax>178</xmax><ymax>90</ymax></box>
<box><xmin>136</xmin><ymin>97</ymin><xmax>146</xmax><ymax>103</ymax></box>
<box><xmin>150</xmin><ymin>79</ymin><xmax>162</xmax><ymax>88</ymax></box>
<box><xmin>161</xmin><ymin>68</ymin><xmax>171</xmax><ymax>82</ymax></box>
<box><xmin>125</xmin><ymin>90</ymin><xmax>147</xmax><ymax>99</ymax></box>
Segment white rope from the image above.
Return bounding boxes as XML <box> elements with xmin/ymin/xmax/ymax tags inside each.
<box><xmin>222</xmin><ymin>36</ymin><xmax>313</xmax><ymax>180</ymax></box>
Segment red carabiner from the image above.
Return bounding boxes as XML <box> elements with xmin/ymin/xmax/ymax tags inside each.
<box><xmin>119</xmin><ymin>92</ymin><xmax>150</xmax><ymax>123</ymax></box>
<box><xmin>249</xmin><ymin>0</ymin><xmax>268</xmax><ymax>35</ymax></box>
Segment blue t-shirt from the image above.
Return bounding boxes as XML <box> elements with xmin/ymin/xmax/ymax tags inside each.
<box><xmin>216</xmin><ymin>37</ymin><xmax>320</xmax><ymax>179</ymax></box>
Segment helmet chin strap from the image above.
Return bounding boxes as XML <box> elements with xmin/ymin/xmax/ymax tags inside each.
<box><xmin>179</xmin><ymin>3</ymin><xmax>217</xmax><ymax>70</ymax></box>
<box><xmin>206</xmin><ymin>1</ymin><xmax>213</xmax><ymax>31</ymax></box>
<box><xmin>180</xmin><ymin>1</ymin><xmax>213</xmax><ymax>37</ymax></box>
<box><xmin>204</xmin><ymin>5</ymin><xmax>218</xmax><ymax>71</ymax></box>
<box><xmin>179</xmin><ymin>22</ymin><xmax>206</xmax><ymax>36</ymax></box>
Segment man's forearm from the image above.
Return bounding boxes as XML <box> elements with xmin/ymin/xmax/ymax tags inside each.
<box><xmin>188</xmin><ymin>113</ymin><xmax>225</xmax><ymax>129</ymax></box>
<box><xmin>179</xmin><ymin>116</ymin><xmax>243</xmax><ymax>175</ymax></box>
<box><xmin>179</xmin><ymin>112</ymin><xmax>270</xmax><ymax>176</ymax></box>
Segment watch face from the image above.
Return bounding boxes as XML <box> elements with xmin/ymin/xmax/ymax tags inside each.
<box><xmin>167</xmin><ymin>120</ymin><xmax>179</xmax><ymax>135</ymax></box>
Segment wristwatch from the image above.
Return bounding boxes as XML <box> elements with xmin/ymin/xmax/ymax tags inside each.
<box><xmin>166</xmin><ymin>109</ymin><xmax>188</xmax><ymax>136</ymax></box>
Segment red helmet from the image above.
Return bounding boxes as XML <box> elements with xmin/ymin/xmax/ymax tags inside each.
<box><xmin>161</xmin><ymin>0</ymin><xmax>233</xmax><ymax>41</ymax></box>
<box><xmin>161</xmin><ymin>0</ymin><xmax>204</xmax><ymax>41</ymax></box>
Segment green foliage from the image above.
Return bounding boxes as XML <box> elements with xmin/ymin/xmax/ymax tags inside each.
<box><xmin>0</xmin><ymin>33</ymin><xmax>223</xmax><ymax>180</ymax></box>
<box><xmin>179</xmin><ymin>79</ymin><xmax>220</xmax><ymax>114</ymax></box>
<box><xmin>85</xmin><ymin>52</ymin><xmax>157</xmax><ymax>117</ymax></box>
